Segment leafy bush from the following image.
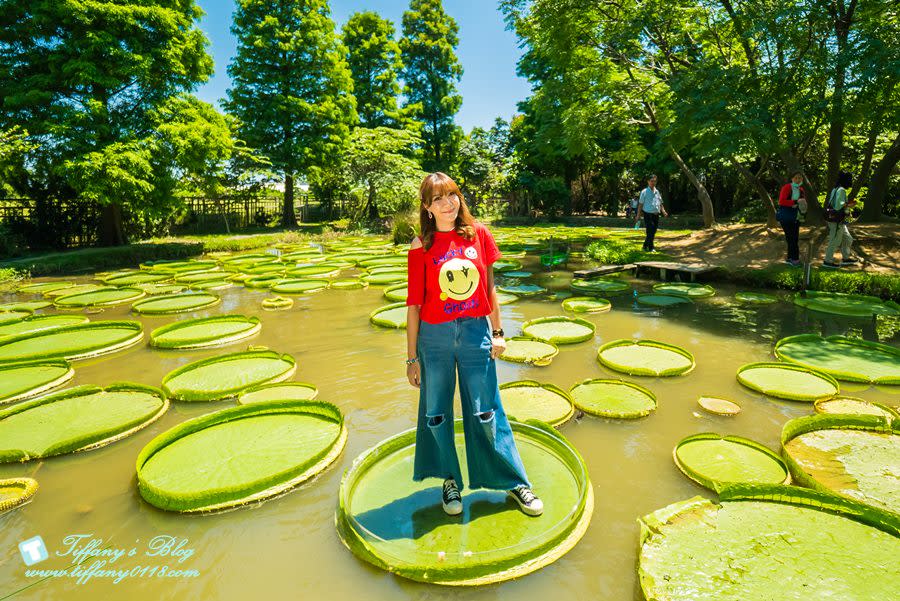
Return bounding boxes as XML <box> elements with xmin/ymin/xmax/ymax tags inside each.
<box><xmin>584</xmin><ymin>237</ymin><xmax>664</xmax><ymax>264</ymax></box>
<box><xmin>391</xmin><ymin>209</ymin><xmax>418</xmax><ymax>246</ymax></box>
<box><xmin>720</xmin><ymin>265</ymin><xmax>900</xmax><ymax>301</ymax></box>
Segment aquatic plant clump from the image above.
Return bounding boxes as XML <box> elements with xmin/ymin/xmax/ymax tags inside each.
<box><xmin>161</xmin><ymin>350</ymin><xmax>297</xmax><ymax>401</ymax></box>
<box><xmin>336</xmin><ymin>420</ymin><xmax>593</xmax><ymax>585</ymax></box>
<box><xmin>0</xmin><ymin>383</ymin><xmax>168</xmax><ymax>463</ymax></box>
<box><xmin>774</xmin><ymin>334</ymin><xmax>900</xmax><ymax>385</ymax></box>
<box><xmin>521</xmin><ymin>316</ymin><xmax>595</xmax><ymax>344</ymax></box>
<box><xmin>149</xmin><ymin>315</ymin><xmax>261</xmax><ymax>349</ymax></box>
<box><xmin>673</xmin><ymin>433</ymin><xmax>789</xmax><ymax>492</ymax></box>
<box><xmin>137</xmin><ymin>400</ymin><xmax>346</xmax><ymax>512</ymax></box>
<box><xmin>499</xmin><ymin>381</ymin><xmax>575</xmax><ymax>427</ymax></box>
<box><xmin>736</xmin><ymin>362</ymin><xmax>839</xmax><ymax>402</ymax></box>
<box><xmin>597</xmin><ymin>339</ymin><xmax>695</xmax><ymax>377</ymax></box>
<box><xmin>569</xmin><ymin>378</ymin><xmax>657</xmax><ymax>419</ymax></box>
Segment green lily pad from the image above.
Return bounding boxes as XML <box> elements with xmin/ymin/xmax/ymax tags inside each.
<box><xmin>0</xmin><ymin>311</ymin><xmax>31</xmax><ymax>325</ymax></box>
<box><xmin>794</xmin><ymin>290</ymin><xmax>900</xmax><ymax>317</ymax></box>
<box><xmin>162</xmin><ymin>350</ymin><xmax>297</xmax><ymax>402</ymax></box>
<box><xmin>132</xmin><ymin>292</ymin><xmax>220</xmax><ymax>315</ymax></box>
<box><xmin>271</xmin><ymin>279</ymin><xmax>330</xmax><ymax>294</ymax></box>
<box><xmin>814</xmin><ymin>396</ymin><xmax>898</xmax><ymax>419</ymax></box>
<box><xmin>569</xmin><ymin>378</ymin><xmax>657</xmax><ymax>419</ymax></box>
<box><xmin>262</xmin><ymin>296</ymin><xmax>293</xmax><ymax>310</ymax></box>
<box><xmin>102</xmin><ymin>272</ymin><xmax>171</xmax><ymax>286</ymax></box>
<box><xmin>569</xmin><ymin>278</ymin><xmax>628</xmax><ymax>296</ymax></box>
<box><xmin>638</xmin><ymin>486</ymin><xmax>900</xmax><ymax>601</ymax></box>
<box><xmin>144</xmin><ymin>259</ymin><xmax>219</xmax><ymax>273</ymax></box>
<box><xmin>336</xmin><ymin>419</ymin><xmax>593</xmax><ymax>585</ymax></box>
<box><xmin>499</xmin><ymin>337</ymin><xmax>559</xmax><ymax>366</ymax></box>
<box><xmin>54</xmin><ymin>286</ymin><xmax>145</xmax><ymax>308</ymax></box>
<box><xmin>635</xmin><ymin>293</ymin><xmax>692</xmax><ymax>307</ymax></box>
<box><xmin>0</xmin><ymin>477</ymin><xmax>39</xmax><ymax>513</ymax></box>
<box><xmin>137</xmin><ymin>400</ymin><xmax>346</xmax><ymax>512</ymax></box>
<box><xmin>496</xmin><ymin>291</ymin><xmax>519</xmax><ymax>305</ymax></box>
<box><xmin>493</xmin><ymin>258</ymin><xmax>522</xmax><ymax>272</ymax></box>
<box><xmin>238</xmin><ymin>382</ymin><xmax>319</xmax><ymax>405</ymax></box>
<box><xmin>362</xmin><ymin>271</ymin><xmax>407</xmax><ymax>286</ymax></box>
<box><xmin>597</xmin><ymin>339</ymin><xmax>695</xmax><ymax>377</ymax></box>
<box><xmin>774</xmin><ymin>334</ymin><xmax>900</xmax><ymax>384</ymax></box>
<box><xmin>782</xmin><ymin>413</ymin><xmax>899</xmax><ymax>515</ymax></box>
<box><xmin>383</xmin><ymin>283</ymin><xmax>407</xmax><ymax>302</ymax></box>
<box><xmin>0</xmin><ymin>360</ymin><xmax>75</xmax><ymax>404</ymax></box>
<box><xmin>499</xmin><ymin>381</ymin><xmax>574</xmax><ymax>427</ymax></box>
<box><xmin>735</xmin><ymin>291</ymin><xmax>777</xmax><ymax>304</ymax></box>
<box><xmin>0</xmin><ymin>314</ymin><xmax>89</xmax><ymax>340</ymax></box>
<box><xmin>369</xmin><ymin>302</ymin><xmax>407</xmax><ymax>329</ymax></box>
<box><xmin>697</xmin><ymin>396</ymin><xmax>742</xmax><ymax>415</ymax></box>
<box><xmin>561</xmin><ymin>296</ymin><xmax>611</xmax><ymax>313</ymax></box>
<box><xmin>496</xmin><ymin>283</ymin><xmax>547</xmax><ymax>297</ymax></box>
<box><xmin>149</xmin><ymin>315</ymin><xmax>261</xmax><ymax>349</ymax></box>
<box><xmin>521</xmin><ymin>316</ymin><xmax>595</xmax><ymax>344</ymax></box>
<box><xmin>44</xmin><ymin>283</ymin><xmax>104</xmax><ymax>298</ymax></box>
<box><xmin>0</xmin><ymin>301</ymin><xmax>52</xmax><ymax>312</ymax></box>
<box><xmin>135</xmin><ymin>283</ymin><xmax>186</xmax><ymax>295</ymax></box>
<box><xmin>243</xmin><ymin>274</ymin><xmax>283</xmax><ymax>288</ymax></box>
<box><xmin>652</xmin><ymin>282</ymin><xmax>715</xmax><ymax>298</ymax></box>
<box><xmin>330</xmin><ymin>278</ymin><xmax>368</xmax><ymax>290</ymax></box>
<box><xmin>17</xmin><ymin>281</ymin><xmax>75</xmax><ymax>294</ymax></box>
<box><xmin>0</xmin><ymin>321</ymin><xmax>143</xmax><ymax>362</ymax></box>
<box><xmin>737</xmin><ymin>362</ymin><xmax>839</xmax><ymax>402</ymax></box>
<box><xmin>0</xmin><ymin>383</ymin><xmax>168</xmax><ymax>463</ymax></box>
<box><xmin>501</xmin><ymin>270</ymin><xmax>532</xmax><ymax>279</ymax></box>
<box><xmin>674</xmin><ymin>433</ymin><xmax>789</xmax><ymax>492</ymax></box>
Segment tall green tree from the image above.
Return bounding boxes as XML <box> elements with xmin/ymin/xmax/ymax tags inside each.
<box><xmin>400</xmin><ymin>0</ymin><xmax>464</xmax><ymax>172</ymax></box>
<box><xmin>342</xmin><ymin>12</ymin><xmax>405</xmax><ymax>128</ymax></box>
<box><xmin>226</xmin><ymin>0</ymin><xmax>357</xmax><ymax>227</ymax></box>
<box><xmin>0</xmin><ymin>0</ymin><xmax>213</xmax><ymax>246</ymax></box>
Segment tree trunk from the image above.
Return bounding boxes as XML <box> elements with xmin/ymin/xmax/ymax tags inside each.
<box><xmin>849</xmin><ymin>121</ymin><xmax>881</xmax><ymax>202</ymax></box>
<box><xmin>730</xmin><ymin>157</ymin><xmax>777</xmax><ymax>227</ymax></box>
<box><xmin>366</xmin><ymin>179</ymin><xmax>379</xmax><ymax>221</ymax></box>
<box><xmin>864</xmin><ymin>132</ymin><xmax>900</xmax><ymax>222</ymax></box>
<box><xmin>98</xmin><ymin>202</ymin><xmax>127</xmax><ymax>246</ymax></box>
<box><xmin>668</xmin><ymin>145</ymin><xmax>715</xmax><ymax>227</ymax></box>
<box><xmin>283</xmin><ymin>172</ymin><xmax>297</xmax><ymax>228</ymax></box>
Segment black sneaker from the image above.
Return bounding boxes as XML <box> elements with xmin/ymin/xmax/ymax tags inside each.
<box><xmin>841</xmin><ymin>257</ymin><xmax>859</xmax><ymax>265</ymax></box>
<box><xmin>822</xmin><ymin>261</ymin><xmax>841</xmax><ymax>269</ymax></box>
<box><xmin>442</xmin><ymin>478</ymin><xmax>462</xmax><ymax>515</ymax></box>
<box><xmin>508</xmin><ymin>485</ymin><xmax>543</xmax><ymax>516</ymax></box>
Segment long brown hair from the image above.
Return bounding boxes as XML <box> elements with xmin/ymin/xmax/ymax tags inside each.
<box><xmin>418</xmin><ymin>172</ymin><xmax>476</xmax><ymax>251</ymax></box>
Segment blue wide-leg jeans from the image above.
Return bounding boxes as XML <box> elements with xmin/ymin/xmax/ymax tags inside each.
<box><xmin>412</xmin><ymin>315</ymin><xmax>531</xmax><ymax>490</ymax></box>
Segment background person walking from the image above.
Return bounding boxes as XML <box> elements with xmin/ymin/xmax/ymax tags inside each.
<box><xmin>823</xmin><ymin>171</ymin><xmax>858</xmax><ymax>268</ymax></box>
<box><xmin>635</xmin><ymin>174</ymin><xmax>667</xmax><ymax>251</ymax></box>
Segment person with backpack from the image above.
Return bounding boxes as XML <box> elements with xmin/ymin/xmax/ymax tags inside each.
<box><xmin>823</xmin><ymin>171</ymin><xmax>859</xmax><ymax>268</ymax></box>
<box><xmin>776</xmin><ymin>171</ymin><xmax>807</xmax><ymax>266</ymax></box>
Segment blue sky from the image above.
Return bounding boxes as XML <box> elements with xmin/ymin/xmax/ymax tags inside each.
<box><xmin>194</xmin><ymin>1</ymin><xmax>531</xmax><ymax>132</ymax></box>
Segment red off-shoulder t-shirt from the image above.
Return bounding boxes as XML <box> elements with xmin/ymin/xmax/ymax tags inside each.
<box><xmin>406</xmin><ymin>221</ymin><xmax>502</xmax><ymax>324</ymax></box>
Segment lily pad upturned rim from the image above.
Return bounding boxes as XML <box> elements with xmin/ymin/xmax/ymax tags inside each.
<box><xmin>237</xmin><ymin>381</ymin><xmax>320</xmax><ymax>405</ymax></box>
<box><xmin>336</xmin><ymin>419</ymin><xmax>593</xmax><ymax>585</ymax></box>
<box><xmin>136</xmin><ymin>399</ymin><xmax>347</xmax><ymax>513</ymax></box>
<box><xmin>813</xmin><ymin>396</ymin><xmax>899</xmax><ymax>419</ymax></box>
<box><xmin>568</xmin><ymin>378</ymin><xmax>657</xmax><ymax>419</ymax></box>
<box><xmin>0</xmin><ymin>477</ymin><xmax>39</xmax><ymax>513</ymax></box>
<box><xmin>498</xmin><ymin>336</ymin><xmax>560</xmax><ymax>366</ymax></box>
<box><xmin>53</xmin><ymin>286</ymin><xmax>146</xmax><ymax>308</ymax></box>
<box><xmin>0</xmin><ymin>383</ymin><xmax>169</xmax><ymax>462</ymax></box>
<box><xmin>651</xmin><ymin>282</ymin><xmax>716</xmax><ymax>298</ymax></box>
<box><xmin>262</xmin><ymin>296</ymin><xmax>294</xmax><ymax>310</ymax></box>
<box><xmin>131</xmin><ymin>292</ymin><xmax>220</xmax><ymax>315</ymax></box>
<box><xmin>149</xmin><ymin>315</ymin><xmax>262</xmax><ymax>349</ymax></box>
<box><xmin>0</xmin><ymin>359</ymin><xmax>75</xmax><ymax>405</ymax></box>
<box><xmin>673</xmin><ymin>433</ymin><xmax>790</xmax><ymax>492</ymax></box>
<box><xmin>597</xmin><ymin>339</ymin><xmax>696</xmax><ymax>377</ymax></box>
<box><xmin>499</xmin><ymin>380</ymin><xmax>575</xmax><ymax>427</ymax></box>
<box><xmin>736</xmin><ymin>362</ymin><xmax>839</xmax><ymax>402</ymax></box>
<box><xmin>569</xmin><ymin>278</ymin><xmax>629</xmax><ymax>295</ymax></box>
<box><xmin>382</xmin><ymin>283</ymin><xmax>407</xmax><ymax>301</ymax></box>
<box><xmin>561</xmin><ymin>296</ymin><xmax>612</xmax><ymax>314</ymax></box>
<box><xmin>369</xmin><ymin>302</ymin><xmax>408</xmax><ymax>329</ymax></box>
<box><xmin>0</xmin><ymin>320</ymin><xmax>144</xmax><ymax>362</ymax></box>
<box><xmin>271</xmin><ymin>278</ymin><xmax>330</xmax><ymax>294</ymax></box>
<box><xmin>521</xmin><ymin>315</ymin><xmax>595</xmax><ymax>344</ymax></box>
<box><xmin>774</xmin><ymin>334</ymin><xmax>900</xmax><ymax>385</ymax></box>
<box><xmin>161</xmin><ymin>350</ymin><xmax>297</xmax><ymax>402</ymax></box>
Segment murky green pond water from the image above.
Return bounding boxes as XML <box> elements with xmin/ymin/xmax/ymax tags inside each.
<box><xmin>1</xmin><ymin>250</ymin><xmax>897</xmax><ymax>600</ymax></box>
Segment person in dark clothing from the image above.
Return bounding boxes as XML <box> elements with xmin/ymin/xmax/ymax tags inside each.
<box><xmin>635</xmin><ymin>175</ymin><xmax>667</xmax><ymax>252</ymax></box>
<box><xmin>776</xmin><ymin>171</ymin><xmax>806</xmax><ymax>266</ymax></box>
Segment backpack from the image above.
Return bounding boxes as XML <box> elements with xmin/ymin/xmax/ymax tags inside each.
<box><xmin>823</xmin><ymin>188</ymin><xmax>846</xmax><ymax>223</ymax></box>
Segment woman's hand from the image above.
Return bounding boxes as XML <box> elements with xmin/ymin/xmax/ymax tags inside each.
<box><xmin>407</xmin><ymin>362</ymin><xmax>421</xmax><ymax>388</ymax></box>
<box><xmin>490</xmin><ymin>336</ymin><xmax>506</xmax><ymax>359</ymax></box>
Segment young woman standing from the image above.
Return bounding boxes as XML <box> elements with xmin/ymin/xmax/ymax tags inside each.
<box><xmin>776</xmin><ymin>171</ymin><xmax>806</xmax><ymax>266</ymax></box>
<box><xmin>405</xmin><ymin>172</ymin><xmax>543</xmax><ymax>517</ymax></box>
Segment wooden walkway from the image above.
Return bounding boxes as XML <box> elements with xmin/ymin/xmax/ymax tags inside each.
<box><xmin>634</xmin><ymin>261</ymin><xmax>717</xmax><ymax>282</ymax></box>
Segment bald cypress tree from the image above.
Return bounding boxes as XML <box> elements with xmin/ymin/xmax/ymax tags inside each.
<box><xmin>342</xmin><ymin>12</ymin><xmax>404</xmax><ymax>129</ymax></box>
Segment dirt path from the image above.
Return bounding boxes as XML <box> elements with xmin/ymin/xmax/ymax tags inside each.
<box><xmin>658</xmin><ymin>223</ymin><xmax>899</xmax><ymax>273</ymax></box>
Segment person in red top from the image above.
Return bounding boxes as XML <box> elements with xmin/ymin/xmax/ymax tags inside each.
<box><xmin>405</xmin><ymin>172</ymin><xmax>543</xmax><ymax>517</ymax></box>
<box><xmin>776</xmin><ymin>171</ymin><xmax>807</xmax><ymax>266</ymax></box>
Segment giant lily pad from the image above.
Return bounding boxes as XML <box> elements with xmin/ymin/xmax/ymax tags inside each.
<box><xmin>336</xmin><ymin>419</ymin><xmax>593</xmax><ymax>585</ymax></box>
<box><xmin>597</xmin><ymin>339</ymin><xmax>695</xmax><ymax>377</ymax></box>
<box><xmin>794</xmin><ymin>290</ymin><xmax>900</xmax><ymax>317</ymax></box>
<box><xmin>383</xmin><ymin>283</ymin><xmax>407</xmax><ymax>302</ymax></box>
<box><xmin>782</xmin><ymin>413</ymin><xmax>899</xmax><ymax>515</ymax></box>
<box><xmin>0</xmin><ymin>301</ymin><xmax>52</xmax><ymax>312</ymax></box>
<box><xmin>271</xmin><ymin>279</ymin><xmax>330</xmax><ymax>294</ymax></box>
<box><xmin>132</xmin><ymin>292</ymin><xmax>220</xmax><ymax>315</ymax></box>
<box><xmin>136</xmin><ymin>400</ymin><xmax>346</xmax><ymax>512</ymax></box>
<box><xmin>652</xmin><ymin>282</ymin><xmax>715</xmax><ymax>298</ymax></box>
<box><xmin>330</xmin><ymin>278</ymin><xmax>368</xmax><ymax>290</ymax></box>
<box><xmin>0</xmin><ymin>321</ymin><xmax>143</xmax><ymax>362</ymax></box>
<box><xmin>569</xmin><ymin>378</ymin><xmax>657</xmax><ymax>419</ymax></box>
<box><xmin>774</xmin><ymin>334</ymin><xmax>900</xmax><ymax>385</ymax></box>
<box><xmin>369</xmin><ymin>302</ymin><xmax>407</xmax><ymax>329</ymax></box>
<box><xmin>237</xmin><ymin>382</ymin><xmax>319</xmax><ymax>405</ymax></box>
<box><xmin>162</xmin><ymin>350</ymin><xmax>296</xmax><ymax>402</ymax></box>
<box><xmin>102</xmin><ymin>272</ymin><xmax>170</xmax><ymax>286</ymax></box>
<box><xmin>499</xmin><ymin>381</ymin><xmax>574</xmax><ymax>427</ymax></box>
<box><xmin>496</xmin><ymin>283</ymin><xmax>547</xmax><ymax>297</ymax></box>
<box><xmin>521</xmin><ymin>316</ymin><xmax>595</xmax><ymax>344</ymax></box>
<box><xmin>499</xmin><ymin>337</ymin><xmax>559</xmax><ymax>366</ymax></box>
<box><xmin>0</xmin><ymin>310</ymin><xmax>31</xmax><ymax>325</ymax></box>
<box><xmin>54</xmin><ymin>286</ymin><xmax>145</xmax><ymax>308</ymax></box>
<box><xmin>569</xmin><ymin>278</ymin><xmax>628</xmax><ymax>296</ymax></box>
<box><xmin>561</xmin><ymin>296</ymin><xmax>611</xmax><ymax>314</ymax></box>
<box><xmin>638</xmin><ymin>485</ymin><xmax>900</xmax><ymax>601</ymax></box>
<box><xmin>737</xmin><ymin>362</ymin><xmax>838</xmax><ymax>402</ymax></box>
<box><xmin>0</xmin><ymin>360</ymin><xmax>75</xmax><ymax>404</ymax></box>
<box><xmin>361</xmin><ymin>271</ymin><xmax>407</xmax><ymax>286</ymax></box>
<box><xmin>150</xmin><ymin>315</ymin><xmax>261</xmax><ymax>349</ymax></box>
<box><xmin>0</xmin><ymin>383</ymin><xmax>168</xmax><ymax>463</ymax></box>
<box><xmin>0</xmin><ymin>314</ymin><xmax>88</xmax><ymax>340</ymax></box>
<box><xmin>17</xmin><ymin>281</ymin><xmax>75</xmax><ymax>294</ymax></box>
<box><xmin>814</xmin><ymin>396</ymin><xmax>898</xmax><ymax>419</ymax></box>
<box><xmin>262</xmin><ymin>296</ymin><xmax>293</xmax><ymax>310</ymax></box>
<box><xmin>735</xmin><ymin>291</ymin><xmax>777</xmax><ymax>305</ymax></box>
<box><xmin>635</xmin><ymin>293</ymin><xmax>692</xmax><ymax>307</ymax></box>
<box><xmin>0</xmin><ymin>478</ymin><xmax>39</xmax><ymax>513</ymax></box>
<box><xmin>674</xmin><ymin>433</ymin><xmax>789</xmax><ymax>492</ymax></box>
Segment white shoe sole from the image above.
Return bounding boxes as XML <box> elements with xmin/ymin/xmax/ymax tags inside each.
<box><xmin>442</xmin><ymin>500</ymin><xmax>462</xmax><ymax>516</ymax></box>
<box><xmin>508</xmin><ymin>491</ymin><xmax>543</xmax><ymax>516</ymax></box>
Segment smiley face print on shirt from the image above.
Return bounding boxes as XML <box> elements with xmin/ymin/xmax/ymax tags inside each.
<box><xmin>438</xmin><ymin>257</ymin><xmax>481</xmax><ymax>301</ymax></box>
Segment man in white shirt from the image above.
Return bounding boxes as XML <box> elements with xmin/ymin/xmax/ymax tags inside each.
<box><xmin>635</xmin><ymin>175</ymin><xmax>668</xmax><ymax>251</ymax></box>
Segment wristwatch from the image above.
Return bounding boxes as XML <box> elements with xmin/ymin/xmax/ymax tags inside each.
<box><xmin>491</xmin><ymin>328</ymin><xmax>504</xmax><ymax>338</ymax></box>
